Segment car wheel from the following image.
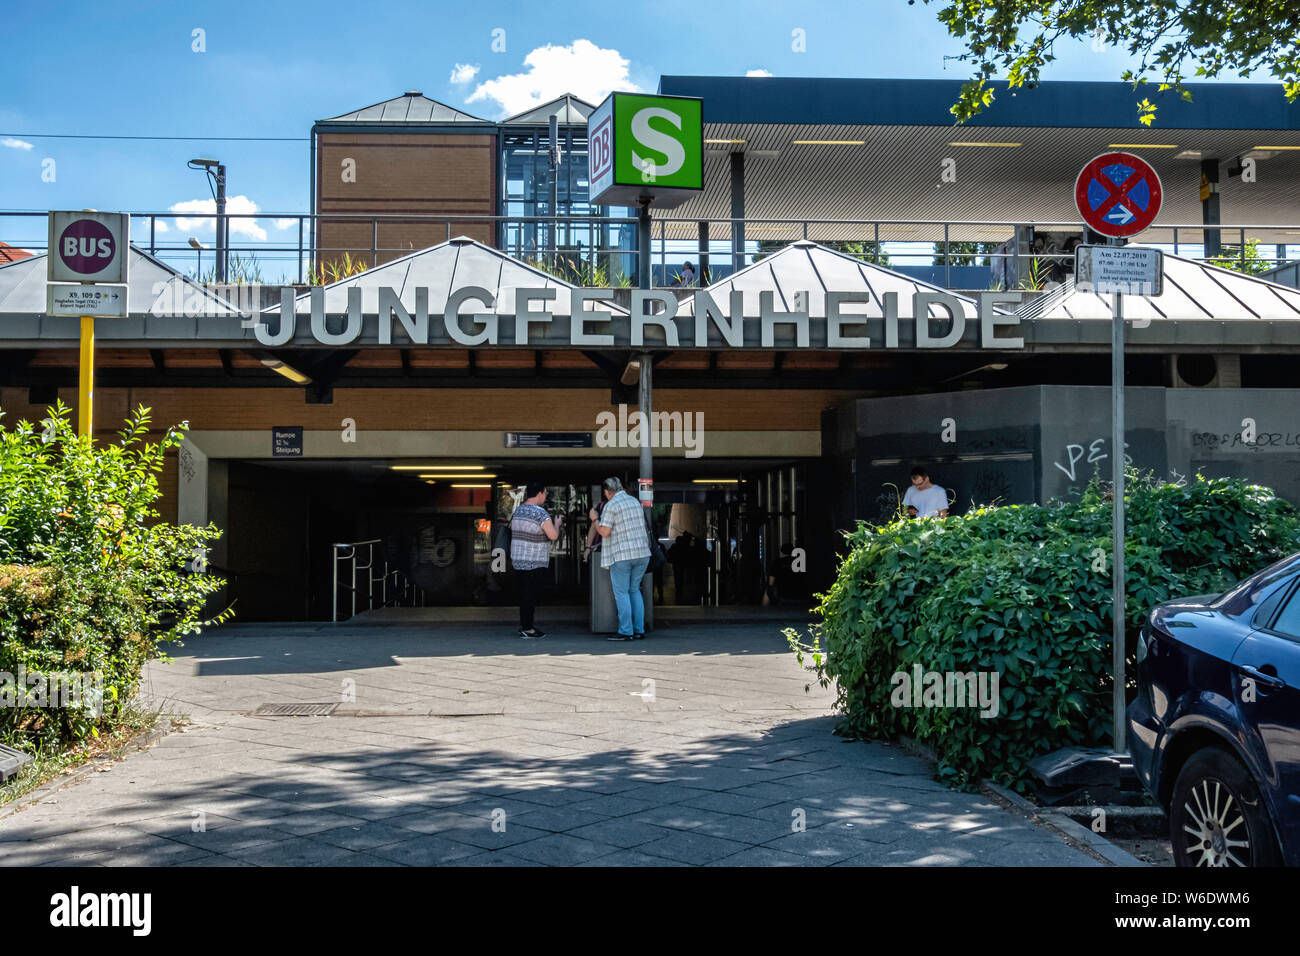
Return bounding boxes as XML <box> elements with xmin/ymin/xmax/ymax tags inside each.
<box><xmin>1170</xmin><ymin>747</ymin><xmax>1281</xmax><ymax>867</ymax></box>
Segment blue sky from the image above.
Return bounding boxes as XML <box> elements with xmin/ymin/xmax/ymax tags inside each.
<box><xmin>0</xmin><ymin>0</ymin><xmax>1272</xmax><ymax>267</ymax></box>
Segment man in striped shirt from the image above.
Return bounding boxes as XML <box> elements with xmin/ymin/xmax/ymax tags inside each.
<box><xmin>510</xmin><ymin>481</ymin><xmax>562</xmax><ymax>638</ymax></box>
<box><xmin>592</xmin><ymin>477</ymin><xmax>652</xmax><ymax>641</ymax></box>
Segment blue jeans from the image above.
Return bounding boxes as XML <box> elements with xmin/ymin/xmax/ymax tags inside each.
<box><xmin>609</xmin><ymin>556</ymin><xmax>650</xmax><ymax>636</ymax></box>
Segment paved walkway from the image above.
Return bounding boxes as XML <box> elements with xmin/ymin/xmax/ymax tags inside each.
<box><xmin>0</xmin><ymin>618</ymin><xmax>1098</xmax><ymax>866</ymax></box>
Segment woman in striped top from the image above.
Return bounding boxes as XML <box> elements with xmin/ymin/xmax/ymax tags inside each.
<box><xmin>510</xmin><ymin>481</ymin><xmax>563</xmax><ymax>638</ymax></box>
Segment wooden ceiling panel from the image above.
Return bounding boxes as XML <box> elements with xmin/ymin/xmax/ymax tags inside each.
<box><xmin>345</xmin><ymin>349</ymin><xmax>404</xmax><ymax>369</ymax></box>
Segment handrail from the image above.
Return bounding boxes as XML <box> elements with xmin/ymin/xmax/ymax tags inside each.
<box><xmin>4</xmin><ymin>209</ymin><xmax>1295</xmax><ymax>285</ymax></box>
<box><xmin>331</xmin><ymin>538</ymin><xmax>425</xmax><ymax>623</ymax></box>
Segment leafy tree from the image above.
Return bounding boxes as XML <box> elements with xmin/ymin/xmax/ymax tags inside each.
<box><xmin>1208</xmin><ymin>238</ymin><xmax>1272</xmax><ymax>275</ymax></box>
<box><xmin>756</xmin><ymin>239</ymin><xmax>890</xmax><ymax>266</ymax></box>
<box><xmin>933</xmin><ymin>240</ymin><xmax>1000</xmax><ymax>266</ymax></box>
<box><xmin>922</xmin><ymin>0</ymin><xmax>1300</xmax><ymax>124</ymax></box>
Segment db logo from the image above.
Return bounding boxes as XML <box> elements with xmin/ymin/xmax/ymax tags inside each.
<box><xmin>589</xmin><ymin>117</ymin><xmax>613</xmax><ymax>180</ymax></box>
<box><xmin>59</xmin><ymin>219</ymin><xmax>116</xmax><ymax>274</ymax></box>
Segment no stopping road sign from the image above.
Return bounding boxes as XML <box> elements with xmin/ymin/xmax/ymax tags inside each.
<box><xmin>1074</xmin><ymin>153</ymin><xmax>1163</xmax><ymax>239</ymax></box>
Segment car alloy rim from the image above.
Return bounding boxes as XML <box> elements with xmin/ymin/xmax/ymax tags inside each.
<box><xmin>1183</xmin><ymin>778</ymin><xmax>1250</xmax><ymax>866</ymax></box>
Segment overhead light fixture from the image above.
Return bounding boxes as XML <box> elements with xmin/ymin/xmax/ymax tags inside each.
<box><xmin>939</xmin><ymin>361</ymin><xmax>1010</xmax><ymax>385</ymax></box>
<box><xmin>948</xmin><ymin>141</ymin><xmax>1022</xmax><ymax>147</ymax></box>
<box><xmin>621</xmin><ymin>357</ymin><xmax>641</xmax><ymax>386</ymax></box>
<box><xmin>418</xmin><ymin>473</ymin><xmax>497</xmax><ymax>479</ymax></box>
<box><xmin>1252</xmin><ymin>145</ymin><xmax>1300</xmax><ymax>150</ymax></box>
<box><xmin>692</xmin><ymin>478</ymin><xmax>740</xmax><ymax>484</ymax></box>
<box><xmin>259</xmin><ymin>357</ymin><xmax>311</xmax><ymax>385</ymax></box>
<box><xmin>451</xmin><ymin>483</ymin><xmax>492</xmax><ymax>489</ymax></box>
<box><xmin>792</xmin><ymin>139</ymin><xmax>864</xmax><ymax>146</ymax></box>
<box><xmin>1174</xmin><ymin>149</ymin><xmax>1203</xmax><ymax>160</ymax></box>
<box><xmin>1107</xmin><ymin>143</ymin><xmax>1179</xmax><ymax>149</ymax></box>
<box><xmin>1244</xmin><ymin>149</ymin><xmax>1277</xmax><ymax>160</ymax></box>
<box><xmin>390</xmin><ymin>464</ymin><xmax>485</xmax><ymax>471</ymax></box>
<box><xmin>705</xmin><ymin>138</ymin><xmax>745</xmax><ymax>144</ymax></box>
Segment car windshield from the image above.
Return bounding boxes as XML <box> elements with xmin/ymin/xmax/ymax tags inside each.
<box><xmin>1211</xmin><ymin>552</ymin><xmax>1300</xmax><ymax>618</ymax></box>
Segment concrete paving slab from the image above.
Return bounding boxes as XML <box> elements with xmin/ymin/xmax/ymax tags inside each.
<box><xmin>0</xmin><ymin>621</ymin><xmax>1105</xmax><ymax>867</ymax></box>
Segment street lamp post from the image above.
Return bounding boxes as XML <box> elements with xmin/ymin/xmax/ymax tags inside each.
<box><xmin>188</xmin><ymin>158</ymin><xmax>226</xmax><ymax>283</ymax></box>
<box><xmin>188</xmin><ymin>237</ymin><xmax>206</xmax><ymax>279</ymax></box>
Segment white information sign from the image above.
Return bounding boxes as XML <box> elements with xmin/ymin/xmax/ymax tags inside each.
<box><xmin>1075</xmin><ymin>244</ymin><xmax>1164</xmax><ymax>296</ymax></box>
<box><xmin>47</xmin><ymin>283</ymin><xmax>128</xmax><ymax>317</ymax></box>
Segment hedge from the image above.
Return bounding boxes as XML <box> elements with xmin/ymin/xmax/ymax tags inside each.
<box><xmin>788</xmin><ymin>474</ymin><xmax>1300</xmax><ymax>790</ymax></box>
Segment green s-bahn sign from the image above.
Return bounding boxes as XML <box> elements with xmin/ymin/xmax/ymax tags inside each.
<box><xmin>587</xmin><ymin>92</ymin><xmax>703</xmax><ymax>209</ymax></box>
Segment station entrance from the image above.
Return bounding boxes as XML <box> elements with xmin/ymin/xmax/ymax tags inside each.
<box><xmin>218</xmin><ymin>456</ymin><xmax>816</xmax><ymax>622</ymax></box>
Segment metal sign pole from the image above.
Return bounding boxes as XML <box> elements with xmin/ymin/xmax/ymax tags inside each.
<box><xmin>78</xmin><ymin>312</ymin><xmax>94</xmax><ymax>437</ymax></box>
<box><xmin>1111</xmin><ymin>282</ymin><xmax>1126</xmax><ymax>754</ymax></box>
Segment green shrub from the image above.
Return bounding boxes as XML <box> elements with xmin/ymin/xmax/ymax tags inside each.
<box><xmin>0</xmin><ymin>403</ymin><xmax>229</xmax><ymax>754</ymax></box>
<box><xmin>789</xmin><ymin>473</ymin><xmax>1300</xmax><ymax>790</ymax></box>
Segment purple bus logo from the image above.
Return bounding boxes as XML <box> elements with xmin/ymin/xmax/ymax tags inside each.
<box><xmin>58</xmin><ymin>219</ymin><xmax>116</xmax><ymax>275</ymax></box>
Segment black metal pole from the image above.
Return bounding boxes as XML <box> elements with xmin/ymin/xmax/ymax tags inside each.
<box><xmin>637</xmin><ymin>198</ymin><xmax>652</xmax><ymax>290</ymax></box>
<box><xmin>1201</xmin><ymin>158</ymin><xmax>1221</xmax><ymax>260</ymax></box>
<box><xmin>216</xmin><ymin>163</ymin><xmax>227</xmax><ymax>283</ymax></box>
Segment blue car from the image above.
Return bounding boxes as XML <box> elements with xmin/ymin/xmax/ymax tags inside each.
<box><xmin>1128</xmin><ymin>553</ymin><xmax>1300</xmax><ymax>867</ymax></box>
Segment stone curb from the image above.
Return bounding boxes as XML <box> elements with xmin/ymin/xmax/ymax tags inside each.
<box><xmin>898</xmin><ymin>736</ymin><xmax>1147</xmax><ymax>866</ymax></box>
<box><xmin>0</xmin><ymin>720</ymin><xmax>176</xmax><ymax>823</ymax></box>
<box><xmin>983</xmin><ymin>779</ymin><xmax>1149</xmax><ymax>867</ymax></box>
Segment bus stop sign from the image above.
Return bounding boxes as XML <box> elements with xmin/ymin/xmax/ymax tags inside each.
<box><xmin>47</xmin><ymin>211</ymin><xmax>129</xmax><ymax>284</ymax></box>
<box><xmin>1074</xmin><ymin>152</ymin><xmax>1162</xmax><ymax>239</ymax></box>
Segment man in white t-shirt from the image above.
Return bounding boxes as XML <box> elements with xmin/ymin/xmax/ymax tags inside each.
<box><xmin>903</xmin><ymin>466</ymin><xmax>949</xmax><ymax>518</ymax></box>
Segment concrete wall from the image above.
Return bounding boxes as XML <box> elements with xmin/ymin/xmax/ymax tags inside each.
<box><xmin>1167</xmin><ymin>389</ymin><xmax>1300</xmax><ymax>504</ymax></box>
<box><xmin>848</xmin><ymin>385</ymin><xmax>1300</xmax><ymax>521</ymax></box>
<box><xmin>852</xmin><ymin>386</ymin><xmax>1041</xmax><ymax>522</ymax></box>
<box><xmin>1037</xmin><ymin>385</ymin><xmax>1167</xmax><ymax>502</ymax></box>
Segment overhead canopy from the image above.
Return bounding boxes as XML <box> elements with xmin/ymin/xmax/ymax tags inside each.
<box><xmin>2</xmin><ymin>239</ymin><xmax>1298</xmax><ymax>353</ymax></box>
<box><xmin>1018</xmin><ymin>251</ymin><xmax>1300</xmax><ymax>322</ymax></box>
<box><xmin>0</xmin><ymin>245</ymin><xmax>241</xmax><ymax>318</ymax></box>
<box><xmin>685</xmin><ymin>239</ymin><xmax>979</xmax><ymax>319</ymax></box>
<box><xmin>277</xmin><ymin>236</ymin><xmax>629</xmax><ymax>318</ymax></box>
<box><xmin>655</xmin><ymin>76</ymin><xmax>1300</xmax><ymax>240</ymax></box>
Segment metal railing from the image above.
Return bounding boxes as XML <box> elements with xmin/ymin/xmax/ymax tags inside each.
<box><xmin>0</xmin><ymin>210</ymin><xmax>643</xmax><ymax>286</ymax></box>
<box><xmin>331</xmin><ymin>538</ymin><xmax>424</xmax><ymax>623</ymax></box>
<box><xmin>4</xmin><ymin>209</ymin><xmax>1297</xmax><ymax>291</ymax></box>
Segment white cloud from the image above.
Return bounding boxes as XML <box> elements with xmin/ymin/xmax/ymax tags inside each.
<box><xmin>2</xmin><ymin>137</ymin><xmax>34</xmax><ymax>151</ymax></box>
<box><xmin>745</xmin><ymin>69</ymin><xmax>773</xmax><ymax>77</ymax></box>
<box><xmin>467</xmin><ymin>40</ymin><xmax>639</xmax><ymax>116</ymax></box>
<box><xmin>449</xmin><ymin>63</ymin><xmax>480</xmax><ymax>84</ymax></box>
<box><xmin>152</xmin><ymin>220</ymin><xmax>170</xmax><ymax>233</ymax></box>
<box><xmin>274</xmin><ymin>218</ymin><xmax>298</xmax><ymax>230</ymax></box>
<box><xmin>169</xmin><ymin>195</ymin><xmax>267</xmax><ymax>241</ymax></box>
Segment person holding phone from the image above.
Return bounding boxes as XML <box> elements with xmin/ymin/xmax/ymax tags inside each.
<box><xmin>904</xmin><ymin>466</ymin><xmax>949</xmax><ymax>519</ymax></box>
